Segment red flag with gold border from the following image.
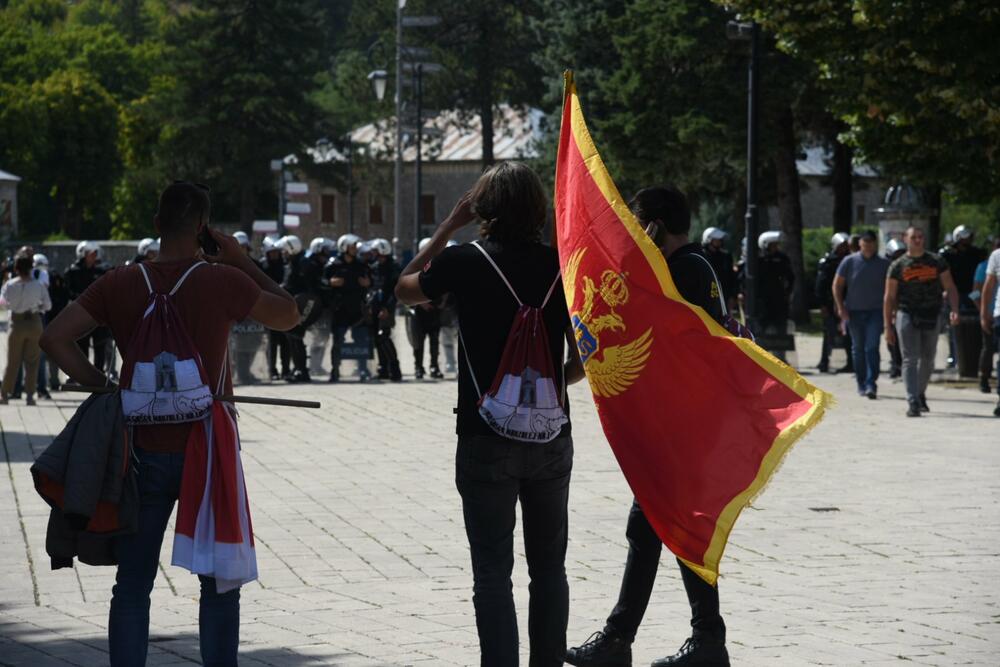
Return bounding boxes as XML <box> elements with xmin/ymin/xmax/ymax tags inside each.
<box><xmin>555</xmin><ymin>72</ymin><xmax>832</xmax><ymax>584</ymax></box>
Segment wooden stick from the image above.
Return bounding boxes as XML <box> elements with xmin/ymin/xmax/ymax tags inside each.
<box><xmin>61</xmin><ymin>385</ymin><xmax>321</xmax><ymax>409</ymax></box>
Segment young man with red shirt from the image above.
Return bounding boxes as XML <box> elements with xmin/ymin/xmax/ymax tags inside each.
<box><xmin>41</xmin><ymin>182</ymin><xmax>298</xmax><ymax>666</ymax></box>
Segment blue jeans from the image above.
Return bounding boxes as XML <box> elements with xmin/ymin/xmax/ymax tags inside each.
<box><xmin>847</xmin><ymin>309</ymin><xmax>883</xmax><ymax>393</ymax></box>
<box><xmin>109</xmin><ymin>448</ymin><xmax>240</xmax><ymax>666</ymax></box>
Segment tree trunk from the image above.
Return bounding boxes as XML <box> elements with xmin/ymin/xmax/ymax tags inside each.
<box><xmin>925</xmin><ymin>184</ymin><xmax>942</xmax><ymax>249</ymax></box>
<box><xmin>477</xmin><ymin>12</ymin><xmax>494</xmax><ymax>168</ymax></box>
<box><xmin>480</xmin><ymin>101</ymin><xmax>494</xmax><ymax>167</ymax></box>
<box><xmin>831</xmin><ymin>135</ymin><xmax>853</xmax><ymax>233</ymax></box>
<box><xmin>773</xmin><ymin>106</ymin><xmax>809</xmax><ymax>324</ymax></box>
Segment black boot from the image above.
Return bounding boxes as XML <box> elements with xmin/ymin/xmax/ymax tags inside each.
<box><xmin>906</xmin><ymin>400</ymin><xmax>922</xmax><ymax>417</ymax></box>
<box><xmin>980</xmin><ymin>376</ymin><xmax>991</xmax><ymax>394</ymax></box>
<box><xmin>565</xmin><ymin>629</ymin><xmax>632</xmax><ymax>667</ymax></box>
<box><xmin>414</xmin><ymin>366</ymin><xmax>425</xmax><ymax>380</ymax></box>
<box><xmin>429</xmin><ymin>366</ymin><xmax>444</xmax><ymax>379</ymax></box>
<box><xmin>651</xmin><ymin>636</ymin><xmax>729</xmax><ymax>667</ymax></box>
<box><xmin>919</xmin><ymin>394</ymin><xmax>929</xmax><ymax>412</ymax></box>
<box><xmin>390</xmin><ymin>362</ymin><xmax>403</xmax><ymax>382</ymax></box>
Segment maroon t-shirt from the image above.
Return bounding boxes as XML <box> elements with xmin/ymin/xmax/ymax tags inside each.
<box><xmin>76</xmin><ymin>258</ymin><xmax>261</xmax><ymax>452</ymax></box>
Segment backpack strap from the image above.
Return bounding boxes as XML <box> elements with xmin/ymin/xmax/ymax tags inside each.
<box><xmin>689</xmin><ymin>252</ymin><xmax>728</xmax><ymax>317</ymax></box>
<box><xmin>541</xmin><ymin>272</ymin><xmax>561</xmax><ymax>309</ymax></box>
<box><xmin>456</xmin><ymin>324</ymin><xmax>483</xmax><ymax>400</ymax></box>
<box><xmin>470</xmin><ymin>241</ymin><xmax>523</xmax><ymax>307</ymax></box>
<box><xmin>170</xmin><ymin>261</ymin><xmax>206</xmax><ymax>296</ymax></box>
<box><xmin>136</xmin><ymin>260</ymin><xmax>207</xmax><ymax>296</ymax></box>
<box><xmin>137</xmin><ymin>263</ymin><xmax>154</xmax><ymax>294</ymax></box>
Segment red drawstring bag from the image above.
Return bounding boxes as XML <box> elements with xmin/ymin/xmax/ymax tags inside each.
<box><xmin>120</xmin><ymin>262</ymin><xmax>214</xmax><ymax>424</ymax></box>
<box><xmin>459</xmin><ymin>242</ymin><xmax>568</xmax><ymax>443</ymax></box>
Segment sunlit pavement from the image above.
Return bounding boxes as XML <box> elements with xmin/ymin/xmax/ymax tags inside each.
<box><xmin>1</xmin><ymin>331</ymin><xmax>997</xmax><ymax>666</ymax></box>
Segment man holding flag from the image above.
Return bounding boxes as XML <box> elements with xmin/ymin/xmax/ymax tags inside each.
<box><xmin>566</xmin><ymin>186</ymin><xmax>730</xmax><ymax>666</ymax></box>
<box><xmin>556</xmin><ymin>72</ymin><xmax>829</xmax><ymax>667</ymax></box>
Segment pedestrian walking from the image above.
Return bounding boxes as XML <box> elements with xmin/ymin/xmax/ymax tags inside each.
<box><xmin>396</xmin><ymin>162</ymin><xmax>585</xmax><ymax>667</ymax></box>
<box><xmin>979</xmin><ymin>245</ymin><xmax>1000</xmax><ymax>416</ymax></box>
<box><xmin>832</xmin><ymin>230</ymin><xmax>890</xmax><ymax>398</ymax></box>
<box><xmin>565</xmin><ymin>186</ymin><xmax>730</xmax><ymax>667</ymax></box>
<box><xmin>1</xmin><ymin>252</ymin><xmax>51</xmax><ymax>405</ymax></box>
<box><xmin>972</xmin><ymin>238</ymin><xmax>1000</xmax><ymax>393</ymax></box>
<box><xmin>40</xmin><ymin>181</ymin><xmax>298</xmax><ymax>666</ymax></box>
<box><xmin>884</xmin><ymin>226</ymin><xmax>960</xmax><ymax>417</ymax></box>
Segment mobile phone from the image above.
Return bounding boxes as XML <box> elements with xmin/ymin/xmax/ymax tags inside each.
<box><xmin>198</xmin><ymin>226</ymin><xmax>219</xmax><ymax>256</ymax></box>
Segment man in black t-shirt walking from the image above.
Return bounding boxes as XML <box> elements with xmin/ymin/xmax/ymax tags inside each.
<box><xmin>566</xmin><ymin>187</ymin><xmax>730</xmax><ymax>667</ymax></box>
<box><xmin>396</xmin><ymin>162</ymin><xmax>585</xmax><ymax>667</ymax></box>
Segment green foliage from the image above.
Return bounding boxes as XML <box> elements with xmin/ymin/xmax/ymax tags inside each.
<box><xmin>719</xmin><ymin>0</ymin><xmax>1000</xmax><ymax>203</ymax></box>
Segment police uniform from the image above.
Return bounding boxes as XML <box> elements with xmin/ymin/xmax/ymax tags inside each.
<box><xmin>369</xmin><ymin>255</ymin><xmax>403</xmax><ymax>381</ymax></box>
<box><xmin>259</xmin><ymin>253</ymin><xmax>290</xmax><ymax>379</ymax></box>
<box><xmin>65</xmin><ymin>257</ymin><xmax>110</xmax><ymax>371</ymax></box>
<box><xmin>284</xmin><ymin>252</ymin><xmax>329</xmax><ymax>381</ymax></box>
<box><xmin>815</xmin><ymin>250</ymin><xmax>852</xmax><ymax>372</ymax></box>
<box><xmin>324</xmin><ymin>254</ymin><xmax>371</xmax><ymax>380</ymax></box>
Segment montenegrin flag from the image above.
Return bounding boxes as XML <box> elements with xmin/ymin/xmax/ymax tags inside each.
<box><xmin>555</xmin><ymin>71</ymin><xmax>832</xmax><ymax>585</ymax></box>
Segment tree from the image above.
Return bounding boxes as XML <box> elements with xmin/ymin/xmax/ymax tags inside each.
<box><xmin>163</xmin><ymin>0</ymin><xmax>329</xmax><ymax>228</ymax></box>
<box><xmin>718</xmin><ymin>0</ymin><xmax>1000</xmax><ymax>209</ymax></box>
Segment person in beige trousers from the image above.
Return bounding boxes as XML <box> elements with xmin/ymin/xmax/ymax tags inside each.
<box><xmin>1</xmin><ymin>252</ymin><xmax>52</xmax><ymax>405</ymax></box>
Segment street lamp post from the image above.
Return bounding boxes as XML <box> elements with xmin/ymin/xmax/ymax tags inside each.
<box><xmin>413</xmin><ymin>63</ymin><xmax>423</xmax><ymax>255</ymax></box>
<box><xmin>270</xmin><ymin>158</ymin><xmax>286</xmax><ymax>236</ymax></box>
<box><xmin>394</xmin><ymin>1</ymin><xmax>404</xmax><ymax>258</ymax></box>
<box><xmin>727</xmin><ymin>19</ymin><xmax>760</xmax><ymax>326</ymax></box>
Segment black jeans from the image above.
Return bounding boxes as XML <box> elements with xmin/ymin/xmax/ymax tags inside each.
<box><xmin>605</xmin><ymin>501</ymin><xmax>725</xmax><ymax>643</ymax></box>
<box><xmin>267</xmin><ymin>329</ymin><xmax>289</xmax><ymax>375</ymax></box>
<box><xmin>456</xmin><ymin>435</ymin><xmax>573</xmax><ymax>667</ymax></box>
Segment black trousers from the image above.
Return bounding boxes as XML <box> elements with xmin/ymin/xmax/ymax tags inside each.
<box><xmin>288</xmin><ymin>293</ymin><xmax>325</xmax><ymax>373</ymax></box>
<box><xmin>267</xmin><ymin>330</ymin><xmax>289</xmax><ymax>375</ymax></box>
<box><xmin>411</xmin><ymin>314</ymin><xmax>440</xmax><ymax>371</ymax></box>
<box><xmin>980</xmin><ymin>327</ymin><xmax>995</xmax><ymax>379</ymax></box>
<box><xmin>456</xmin><ymin>435</ymin><xmax>573</xmax><ymax>667</ymax></box>
<box><xmin>373</xmin><ymin>317</ymin><xmax>400</xmax><ymax>378</ymax></box>
<box><xmin>605</xmin><ymin>500</ymin><xmax>725</xmax><ymax>643</ymax></box>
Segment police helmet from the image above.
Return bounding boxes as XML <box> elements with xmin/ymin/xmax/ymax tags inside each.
<box><xmin>357</xmin><ymin>240</ymin><xmax>375</xmax><ymax>258</ymax></box>
<box><xmin>76</xmin><ymin>240</ymin><xmax>100</xmax><ymax>259</ymax></box>
<box><xmin>372</xmin><ymin>238</ymin><xmax>392</xmax><ymax>257</ymax></box>
<box><xmin>33</xmin><ymin>253</ymin><xmax>49</xmax><ymax>268</ymax></box>
<box><xmin>831</xmin><ymin>232</ymin><xmax>850</xmax><ymax>249</ymax></box>
<box><xmin>233</xmin><ymin>231</ymin><xmax>250</xmax><ymax>247</ymax></box>
<box><xmin>885</xmin><ymin>238</ymin><xmax>906</xmax><ymax>256</ymax></box>
<box><xmin>337</xmin><ymin>234</ymin><xmax>361</xmax><ymax>254</ymax></box>
<box><xmin>137</xmin><ymin>237</ymin><xmax>160</xmax><ymax>257</ymax></box>
<box><xmin>701</xmin><ymin>227</ymin><xmax>727</xmax><ymax>245</ymax></box>
<box><xmin>952</xmin><ymin>225</ymin><xmax>973</xmax><ymax>242</ymax></box>
<box><xmin>308</xmin><ymin>237</ymin><xmax>332</xmax><ymax>256</ymax></box>
<box><xmin>278</xmin><ymin>235</ymin><xmax>303</xmax><ymax>256</ymax></box>
<box><xmin>757</xmin><ymin>230</ymin><xmax>783</xmax><ymax>251</ymax></box>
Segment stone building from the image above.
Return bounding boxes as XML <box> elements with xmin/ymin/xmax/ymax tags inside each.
<box><xmin>283</xmin><ymin>105</ymin><xmax>543</xmax><ymax>257</ymax></box>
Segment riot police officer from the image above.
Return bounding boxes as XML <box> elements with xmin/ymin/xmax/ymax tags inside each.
<box><xmin>259</xmin><ymin>235</ymin><xmax>290</xmax><ymax>380</ymax></box>
<box><xmin>325</xmin><ymin>234</ymin><xmax>372</xmax><ymax>382</ymax></box>
<box><xmin>751</xmin><ymin>231</ymin><xmax>795</xmax><ymax>334</ymax></box>
<box><xmin>283</xmin><ymin>235</ymin><xmax>333</xmax><ymax>382</ymax></box>
<box><xmin>701</xmin><ymin>227</ymin><xmax>737</xmax><ymax>312</ymax></box>
<box><xmin>815</xmin><ymin>232</ymin><xmax>851</xmax><ymax>373</ymax></box>
<box><xmin>65</xmin><ymin>241</ymin><xmax>111</xmax><ymax>372</ymax></box>
<box><xmin>368</xmin><ymin>238</ymin><xmax>403</xmax><ymax>381</ymax></box>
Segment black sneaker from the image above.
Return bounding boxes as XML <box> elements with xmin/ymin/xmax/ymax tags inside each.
<box><xmin>37</xmin><ymin>390</ymin><xmax>52</xmax><ymax>400</ymax></box>
<box><xmin>651</xmin><ymin>636</ymin><xmax>729</xmax><ymax>667</ymax></box>
<box><xmin>906</xmin><ymin>401</ymin><xmax>922</xmax><ymax>417</ymax></box>
<box><xmin>919</xmin><ymin>394</ymin><xmax>929</xmax><ymax>412</ymax></box>
<box><xmin>980</xmin><ymin>377</ymin><xmax>991</xmax><ymax>394</ymax></box>
<box><xmin>565</xmin><ymin>630</ymin><xmax>632</xmax><ymax>667</ymax></box>
<box><xmin>414</xmin><ymin>367</ymin><xmax>425</xmax><ymax>380</ymax></box>
<box><xmin>817</xmin><ymin>361</ymin><xmax>829</xmax><ymax>373</ymax></box>
<box><xmin>289</xmin><ymin>370</ymin><xmax>311</xmax><ymax>383</ymax></box>
<box><xmin>865</xmin><ymin>388</ymin><xmax>877</xmax><ymax>400</ymax></box>
<box><xmin>430</xmin><ymin>367</ymin><xmax>444</xmax><ymax>379</ymax></box>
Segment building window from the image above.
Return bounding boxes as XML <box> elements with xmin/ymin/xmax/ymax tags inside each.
<box><xmin>419</xmin><ymin>194</ymin><xmax>436</xmax><ymax>227</ymax></box>
<box><xmin>369</xmin><ymin>199</ymin><xmax>383</xmax><ymax>225</ymax></box>
<box><xmin>856</xmin><ymin>204</ymin><xmax>865</xmax><ymax>225</ymax></box>
<box><xmin>321</xmin><ymin>194</ymin><xmax>336</xmax><ymax>224</ymax></box>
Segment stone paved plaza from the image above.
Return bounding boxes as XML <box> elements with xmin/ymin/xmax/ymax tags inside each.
<box><xmin>0</xmin><ymin>333</ymin><xmax>998</xmax><ymax>666</ymax></box>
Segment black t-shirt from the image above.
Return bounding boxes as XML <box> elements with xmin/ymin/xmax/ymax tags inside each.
<box><xmin>419</xmin><ymin>240</ymin><xmax>572</xmax><ymax>438</ymax></box>
<box><xmin>667</xmin><ymin>243</ymin><xmax>725</xmax><ymax>323</ymax></box>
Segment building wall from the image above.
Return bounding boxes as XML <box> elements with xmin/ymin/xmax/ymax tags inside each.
<box><xmin>292</xmin><ymin>162</ymin><xmax>484</xmax><ymax>253</ymax></box>
<box><xmin>764</xmin><ymin>176</ymin><xmax>888</xmax><ymax>231</ymax></box>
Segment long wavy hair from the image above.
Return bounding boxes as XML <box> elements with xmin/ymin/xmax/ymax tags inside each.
<box><xmin>472</xmin><ymin>162</ymin><xmax>547</xmax><ymax>245</ymax></box>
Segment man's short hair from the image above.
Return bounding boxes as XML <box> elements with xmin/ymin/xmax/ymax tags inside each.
<box><xmin>157</xmin><ymin>181</ymin><xmax>210</xmax><ymax>237</ymax></box>
<box><xmin>628</xmin><ymin>186</ymin><xmax>690</xmax><ymax>245</ymax></box>
<box><xmin>472</xmin><ymin>162</ymin><xmax>547</xmax><ymax>245</ymax></box>
<box><xmin>860</xmin><ymin>230</ymin><xmax>877</xmax><ymax>242</ymax></box>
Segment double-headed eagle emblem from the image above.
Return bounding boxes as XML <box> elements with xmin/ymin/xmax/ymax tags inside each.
<box><xmin>564</xmin><ymin>247</ymin><xmax>652</xmax><ymax>397</ymax></box>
